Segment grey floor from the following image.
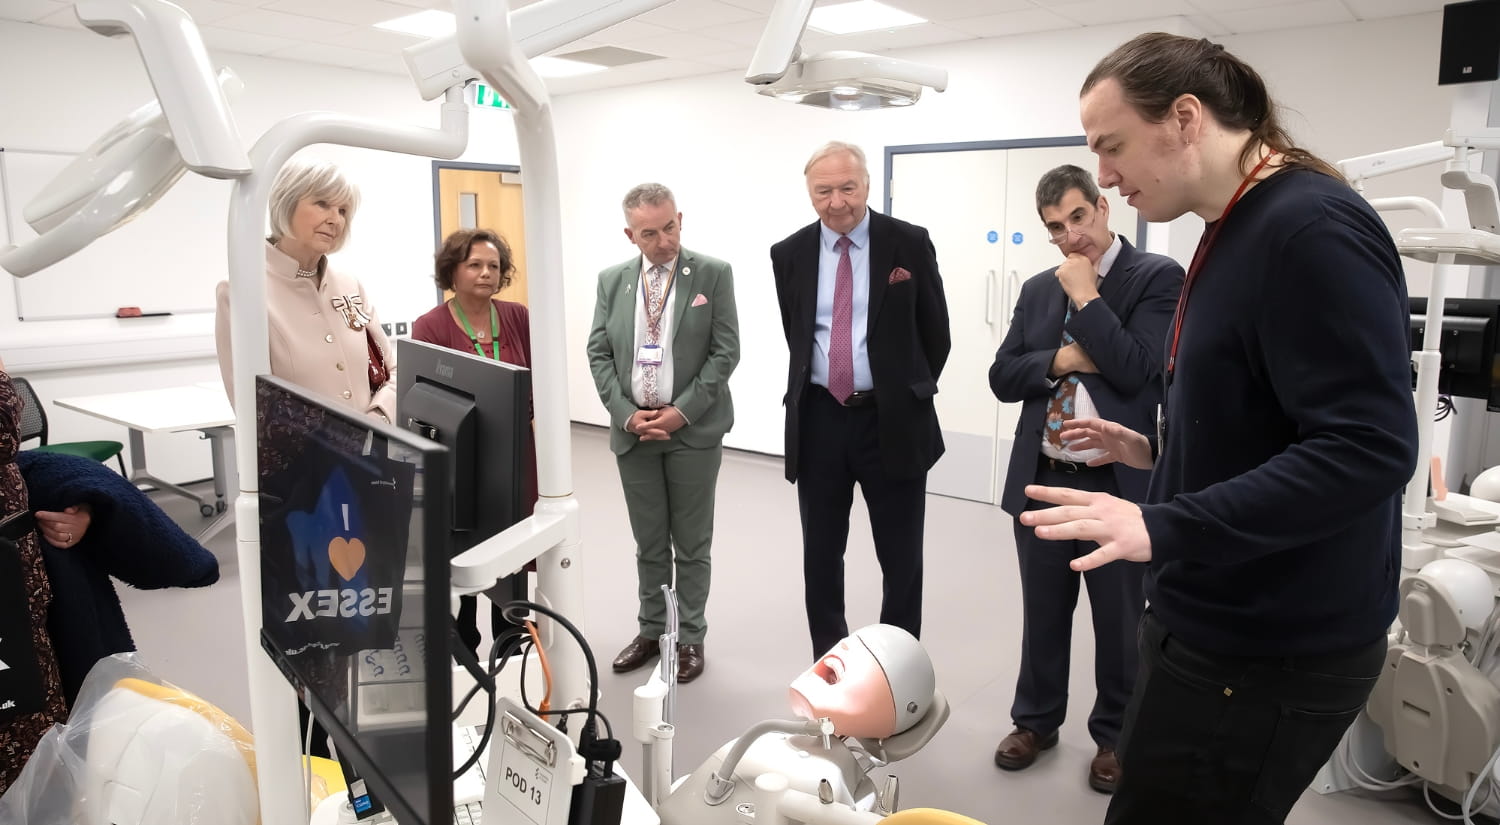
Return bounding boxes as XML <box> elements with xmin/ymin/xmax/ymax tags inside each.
<box><xmin>121</xmin><ymin>424</ymin><xmax>1442</xmax><ymax>824</ymax></box>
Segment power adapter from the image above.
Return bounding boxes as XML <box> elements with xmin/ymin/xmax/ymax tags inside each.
<box><xmin>566</xmin><ymin>763</ymin><xmax>624</xmax><ymax>825</ymax></box>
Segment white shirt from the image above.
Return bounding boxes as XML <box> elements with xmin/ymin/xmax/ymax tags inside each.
<box><xmin>629</xmin><ymin>256</ymin><xmax>679</xmax><ymax>409</ymax></box>
<box><xmin>811</xmin><ymin>211</ymin><xmax>873</xmax><ymax>392</ymax></box>
<box><xmin>1044</xmin><ymin>234</ymin><xmax>1122</xmax><ymax>463</ymax></box>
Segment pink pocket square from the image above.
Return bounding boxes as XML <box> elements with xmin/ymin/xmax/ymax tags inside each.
<box><xmin>691</xmin><ymin>293</ymin><xmax>708</xmax><ymax>307</ymax></box>
<box><xmin>889</xmin><ymin>267</ymin><xmax>912</xmax><ymax>285</ymax></box>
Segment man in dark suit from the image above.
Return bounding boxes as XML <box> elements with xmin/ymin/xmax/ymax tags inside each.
<box><xmin>988</xmin><ymin>165</ymin><xmax>1183</xmax><ymax>793</ymax></box>
<box><xmin>587</xmin><ymin>183</ymin><xmax>740</xmax><ymax>683</ymax></box>
<box><xmin>771</xmin><ymin>141</ymin><xmax>950</xmax><ymax>659</ymax></box>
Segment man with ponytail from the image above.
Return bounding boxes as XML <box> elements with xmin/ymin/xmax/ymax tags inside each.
<box><xmin>1020</xmin><ymin>33</ymin><xmax>1419</xmax><ymax>823</ymax></box>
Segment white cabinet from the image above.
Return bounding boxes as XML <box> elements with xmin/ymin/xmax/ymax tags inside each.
<box><xmin>889</xmin><ymin>141</ymin><xmax>1141</xmax><ymax>504</ymax></box>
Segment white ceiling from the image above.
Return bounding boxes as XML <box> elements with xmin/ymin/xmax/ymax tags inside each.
<box><xmin>0</xmin><ymin>0</ymin><xmax>1452</xmax><ymax>96</ymax></box>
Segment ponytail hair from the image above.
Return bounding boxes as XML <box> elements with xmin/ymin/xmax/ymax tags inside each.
<box><xmin>1082</xmin><ymin>33</ymin><xmax>1343</xmax><ymax>181</ymax></box>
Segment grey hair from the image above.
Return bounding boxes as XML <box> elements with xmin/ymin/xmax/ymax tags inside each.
<box><xmin>1035</xmin><ymin>164</ymin><xmax>1102</xmax><ymax>216</ymax></box>
<box><xmin>267</xmin><ymin>158</ymin><xmax>360</xmax><ymax>253</ymax></box>
<box><xmin>622</xmin><ymin>183</ymin><xmax>676</xmax><ymax>219</ymax></box>
<box><xmin>803</xmin><ymin>141</ymin><xmax>868</xmax><ymax>180</ymax></box>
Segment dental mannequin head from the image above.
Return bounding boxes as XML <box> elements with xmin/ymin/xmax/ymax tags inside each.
<box><xmin>788</xmin><ymin>624</ymin><xmax>935</xmax><ymax>739</ymax></box>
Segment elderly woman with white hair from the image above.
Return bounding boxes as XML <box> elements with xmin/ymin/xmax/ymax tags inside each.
<box><xmin>214</xmin><ymin>158</ymin><xmax>397</xmax><ymax>423</ymax></box>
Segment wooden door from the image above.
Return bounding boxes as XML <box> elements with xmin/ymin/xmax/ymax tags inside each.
<box><xmin>435</xmin><ymin>165</ymin><xmax>529</xmax><ymax>305</ymax></box>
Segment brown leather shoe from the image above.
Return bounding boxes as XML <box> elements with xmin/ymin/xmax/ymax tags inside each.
<box><xmin>993</xmin><ymin>726</ymin><xmax>1059</xmax><ymax>771</ymax></box>
<box><xmin>1089</xmin><ymin>746</ymin><xmax>1120</xmax><ymax>794</ymax></box>
<box><xmin>611</xmin><ymin>636</ymin><xmax>660</xmax><ymax>673</ymax></box>
<box><xmin>677</xmin><ymin>644</ymin><xmax>704</xmax><ymax>683</ymax></box>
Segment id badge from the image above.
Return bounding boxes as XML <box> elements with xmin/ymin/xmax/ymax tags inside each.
<box><xmin>636</xmin><ymin>344</ymin><xmax>663</xmax><ymax>366</ymax></box>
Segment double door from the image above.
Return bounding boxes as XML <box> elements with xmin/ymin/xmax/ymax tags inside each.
<box><xmin>889</xmin><ymin>141</ymin><xmax>1142</xmax><ymax>504</ymax></box>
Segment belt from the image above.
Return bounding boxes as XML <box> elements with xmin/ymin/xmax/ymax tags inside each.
<box><xmin>842</xmin><ymin>390</ymin><xmax>876</xmax><ymax>408</ymax></box>
<box><xmin>1040</xmin><ymin>455</ymin><xmax>1102</xmax><ymax>474</ymax></box>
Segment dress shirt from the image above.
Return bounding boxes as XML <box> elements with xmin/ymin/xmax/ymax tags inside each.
<box><xmin>1044</xmin><ymin>233</ymin><xmax>1121</xmax><ymax>463</ymax></box>
<box><xmin>811</xmin><ymin>210</ymin><xmax>873</xmax><ymax>392</ymax></box>
<box><xmin>630</xmin><ymin>256</ymin><xmax>679</xmax><ymax>409</ymax></box>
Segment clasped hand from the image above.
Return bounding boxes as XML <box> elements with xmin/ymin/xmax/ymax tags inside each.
<box><xmin>626</xmin><ymin>406</ymin><xmax>685</xmax><ymax>441</ymax></box>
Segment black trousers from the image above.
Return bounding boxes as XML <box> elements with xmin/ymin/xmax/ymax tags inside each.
<box><xmin>797</xmin><ymin>387</ymin><xmax>926</xmax><ymax>658</ymax></box>
<box><xmin>1105</xmin><ymin>610</ymin><xmax>1386</xmax><ymax>824</ymax></box>
<box><xmin>1011</xmin><ymin>454</ymin><xmax>1144</xmax><ymax>748</ymax></box>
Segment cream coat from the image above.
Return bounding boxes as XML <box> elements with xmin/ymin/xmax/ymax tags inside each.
<box><xmin>215</xmin><ymin>242</ymin><xmax>397</xmax><ymax>422</ymax></box>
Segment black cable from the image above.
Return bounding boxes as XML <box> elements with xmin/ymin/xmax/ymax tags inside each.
<box><xmin>498</xmin><ymin>601</ymin><xmax>602</xmax><ymax>732</ymax></box>
<box><xmin>498</xmin><ymin>601</ymin><xmax>618</xmax><ymax>771</ymax></box>
<box><xmin>1437</xmin><ymin>394</ymin><xmax>1457</xmax><ymax>421</ymax></box>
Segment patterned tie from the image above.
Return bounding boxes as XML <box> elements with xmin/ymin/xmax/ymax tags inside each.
<box><xmin>1045</xmin><ymin>301</ymin><xmax>1080</xmax><ymax>449</ymax></box>
<box><xmin>642</xmin><ymin>263</ymin><xmax>668</xmax><ymax>408</ymax></box>
<box><xmin>828</xmin><ymin>236</ymin><xmax>854</xmax><ymax>404</ymax></box>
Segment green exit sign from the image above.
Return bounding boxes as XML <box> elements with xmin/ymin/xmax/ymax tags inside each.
<box><xmin>473</xmin><ymin>83</ymin><xmax>512</xmax><ymax>110</ymax></box>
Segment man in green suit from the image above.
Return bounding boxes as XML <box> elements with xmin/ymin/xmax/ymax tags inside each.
<box><xmin>586</xmin><ymin>183</ymin><xmax>740</xmax><ymax>683</ymax></box>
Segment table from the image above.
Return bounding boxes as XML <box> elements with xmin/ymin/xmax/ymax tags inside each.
<box><xmin>54</xmin><ymin>383</ymin><xmax>236</xmax><ymax>540</ymax></box>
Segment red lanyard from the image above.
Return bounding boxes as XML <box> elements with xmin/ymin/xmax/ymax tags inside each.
<box><xmin>1166</xmin><ymin>150</ymin><xmax>1278</xmax><ymax>380</ymax></box>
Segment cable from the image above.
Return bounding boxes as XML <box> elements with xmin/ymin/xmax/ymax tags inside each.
<box><xmin>1428</xmin><ymin>781</ymin><xmax>1470</xmax><ymax>821</ymax></box>
<box><xmin>1437</xmin><ymin>394</ymin><xmax>1457</xmax><ymax>422</ymax></box>
<box><xmin>525</xmin><ymin>620</ymin><xmax>554</xmax><ymax>714</ymax></box>
<box><xmin>1461</xmin><ymin>743</ymin><xmax>1500</xmax><ymax>823</ymax></box>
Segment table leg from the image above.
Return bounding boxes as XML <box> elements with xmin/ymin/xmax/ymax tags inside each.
<box><xmin>127</xmin><ymin>427</ymin><xmax>216</xmax><ymax>516</ymax></box>
<box><xmin>196</xmin><ymin>427</ymin><xmax>237</xmax><ymax>542</ymax></box>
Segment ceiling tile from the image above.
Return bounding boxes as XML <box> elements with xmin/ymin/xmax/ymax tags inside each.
<box><xmin>1049</xmin><ymin>0</ymin><xmax>1200</xmax><ymax>26</ymax></box>
<box><xmin>1211</xmin><ymin>0</ymin><xmax>1355</xmax><ymax>31</ymax></box>
<box><xmin>327</xmin><ymin>26</ymin><xmax>427</xmax><ymax>53</ymax></box>
<box><xmin>1187</xmin><ymin>0</ymin><xmax>1312</xmax><ymax>12</ymax></box>
<box><xmin>265</xmin><ymin>42</ymin><xmax>389</xmax><ymax>69</ymax></box>
<box><xmin>0</xmin><ymin>0</ymin><xmax>68</xmax><ymax>23</ymax></box>
<box><xmin>609</xmin><ymin>30</ymin><xmax>744</xmax><ymax>59</ymax></box>
<box><xmin>820</xmin><ymin>21</ymin><xmax>975</xmax><ymax>52</ymax></box>
<box><xmin>694</xmin><ymin>45</ymin><xmax>758</xmax><ymax>70</ymax></box>
<box><xmin>588</xmin><ymin>17</ymin><xmax>675</xmax><ymax>43</ymax></box>
<box><xmin>262</xmin><ymin>0</ymin><xmax>428</xmax><ymax>26</ymax></box>
<box><xmin>214</xmin><ymin>8</ymin><xmax>358</xmax><ymax>40</ymax></box>
<box><xmin>884</xmin><ymin>0</ymin><xmax>1034</xmax><ymax>22</ymax></box>
<box><xmin>715</xmin><ymin>0</ymin><xmax>780</xmax><ymax>11</ymax></box>
<box><xmin>167</xmin><ymin>0</ymin><xmax>252</xmax><ymax>25</ymax></box>
<box><xmin>1183</xmin><ymin>13</ymin><xmax>1231</xmax><ymax>34</ymax></box>
<box><xmin>359</xmin><ymin>53</ymin><xmax>415</xmax><ymax>76</ymax></box>
<box><xmin>1341</xmin><ymin>0</ymin><xmax>1449</xmax><ymax>19</ymax></box>
<box><xmin>941</xmin><ymin>7</ymin><xmax>1080</xmax><ymax>38</ymax></box>
<box><xmin>694</xmin><ymin>18</ymin><xmax>775</xmax><ymax>45</ymax></box>
<box><xmin>198</xmin><ymin>25</ymin><xmax>301</xmax><ymax>55</ymax></box>
<box><xmin>634</xmin><ymin>0</ymin><xmax>761</xmax><ymax>30</ymax></box>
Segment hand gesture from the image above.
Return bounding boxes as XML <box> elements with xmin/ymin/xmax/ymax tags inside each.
<box><xmin>36</xmin><ymin>504</ymin><xmax>92</xmax><ymax>549</ymax></box>
<box><xmin>635</xmin><ymin>406</ymin><xmax>686</xmax><ymax>441</ymax></box>
<box><xmin>1059</xmin><ymin>417</ymin><xmax>1153</xmax><ymax>470</ymax></box>
<box><xmin>1019</xmin><ymin>486</ymin><xmax>1150</xmax><ymax>571</ymax></box>
<box><xmin>1055</xmin><ymin>253</ymin><xmax>1100</xmax><ymax>309</ymax></box>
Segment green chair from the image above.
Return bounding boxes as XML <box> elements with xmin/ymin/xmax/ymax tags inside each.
<box><xmin>12</xmin><ymin>376</ymin><xmax>126</xmax><ymax>474</ymax></box>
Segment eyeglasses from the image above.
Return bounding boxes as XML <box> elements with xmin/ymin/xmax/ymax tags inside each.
<box><xmin>1046</xmin><ymin>208</ymin><xmax>1099</xmax><ymax>245</ymax></box>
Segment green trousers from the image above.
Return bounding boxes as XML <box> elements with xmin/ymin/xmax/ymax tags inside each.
<box><xmin>615</xmin><ymin>438</ymin><xmax>722</xmax><ymax>645</ymax></box>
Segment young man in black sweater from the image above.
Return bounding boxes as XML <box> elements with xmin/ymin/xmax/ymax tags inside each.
<box><xmin>1022</xmin><ymin>33</ymin><xmax>1419</xmax><ymax>824</ymax></box>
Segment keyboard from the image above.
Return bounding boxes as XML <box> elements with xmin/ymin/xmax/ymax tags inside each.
<box><xmin>453</xmin><ymin>724</ymin><xmax>489</xmax><ymax>824</ymax></box>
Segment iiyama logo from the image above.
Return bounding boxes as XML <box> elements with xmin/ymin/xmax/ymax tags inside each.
<box><xmin>437</xmin><ymin>361</ymin><xmax>455</xmax><ymax>379</ymax></box>
<box><xmin>1464</xmin><ymin>66</ymin><xmax>1474</xmax><ymax>74</ymax></box>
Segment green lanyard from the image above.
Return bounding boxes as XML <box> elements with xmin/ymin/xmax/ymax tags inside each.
<box><xmin>453</xmin><ymin>299</ymin><xmax>500</xmax><ymax>360</ymax></box>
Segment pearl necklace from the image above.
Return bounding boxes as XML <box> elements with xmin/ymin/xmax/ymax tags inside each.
<box><xmin>294</xmin><ymin>267</ymin><xmax>317</xmax><ymax>279</ymax></box>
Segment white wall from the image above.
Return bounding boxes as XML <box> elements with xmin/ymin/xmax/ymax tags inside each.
<box><xmin>0</xmin><ymin>10</ymin><xmax>1465</xmax><ymax>472</ymax></box>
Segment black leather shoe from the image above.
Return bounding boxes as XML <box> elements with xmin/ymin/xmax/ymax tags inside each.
<box><xmin>993</xmin><ymin>726</ymin><xmax>1060</xmax><ymax>771</ymax></box>
<box><xmin>1089</xmin><ymin>746</ymin><xmax>1120</xmax><ymax>794</ymax></box>
<box><xmin>677</xmin><ymin>644</ymin><xmax>704</xmax><ymax>683</ymax></box>
<box><xmin>611</xmin><ymin>636</ymin><xmax>660</xmax><ymax>673</ymax></box>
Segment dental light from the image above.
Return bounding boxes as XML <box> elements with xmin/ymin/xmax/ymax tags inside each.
<box><xmin>745</xmin><ymin>0</ymin><xmax>947</xmax><ymax>111</ymax></box>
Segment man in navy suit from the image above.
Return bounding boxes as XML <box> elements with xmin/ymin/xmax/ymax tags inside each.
<box><xmin>771</xmin><ymin>141</ymin><xmax>951</xmax><ymax>659</ymax></box>
<box><xmin>988</xmin><ymin>165</ymin><xmax>1183</xmax><ymax>794</ymax></box>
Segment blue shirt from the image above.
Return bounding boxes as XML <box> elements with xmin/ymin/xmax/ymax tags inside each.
<box><xmin>811</xmin><ymin>210</ymin><xmax>873</xmax><ymax>391</ymax></box>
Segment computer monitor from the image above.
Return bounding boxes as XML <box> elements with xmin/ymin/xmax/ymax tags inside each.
<box><xmin>1410</xmin><ymin>296</ymin><xmax>1500</xmax><ymax>410</ymax></box>
<box><xmin>395</xmin><ymin>338</ymin><xmax>531</xmax><ymax>556</ymax></box>
<box><xmin>255</xmin><ymin>375</ymin><xmax>453</xmax><ymax>825</ymax></box>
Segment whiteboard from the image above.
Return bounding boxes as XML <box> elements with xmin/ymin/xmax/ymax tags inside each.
<box><xmin>2</xmin><ymin>148</ymin><xmax>233</xmax><ymax>320</ymax></box>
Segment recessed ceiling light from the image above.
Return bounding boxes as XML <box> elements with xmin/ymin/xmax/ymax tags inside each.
<box><xmin>807</xmin><ymin>1</ymin><xmax>926</xmax><ymax>36</ymax></box>
<box><xmin>533</xmin><ymin>56</ymin><xmax>607</xmax><ymax>77</ymax></box>
<box><xmin>374</xmin><ymin>10</ymin><xmax>455</xmax><ymax>38</ymax></box>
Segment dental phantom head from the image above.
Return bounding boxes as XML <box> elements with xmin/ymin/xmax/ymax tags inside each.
<box><xmin>788</xmin><ymin>624</ymin><xmax>935</xmax><ymax>739</ymax></box>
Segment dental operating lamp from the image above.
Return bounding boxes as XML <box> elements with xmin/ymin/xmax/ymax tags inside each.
<box><xmin>744</xmin><ymin>0</ymin><xmax>947</xmax><ymax>110</ymax></box>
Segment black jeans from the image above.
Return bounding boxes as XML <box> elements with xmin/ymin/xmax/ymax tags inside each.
<box><xmin>1105</xmin><ymin>610</ymin><xmax>1385</xmax><ymax>824</ymax></box>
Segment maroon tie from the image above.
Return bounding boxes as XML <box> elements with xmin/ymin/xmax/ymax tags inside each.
<box><xmin>829</xmin><ymin>235</ymin><xmax>854</xmax><ymax>404</ymax></box>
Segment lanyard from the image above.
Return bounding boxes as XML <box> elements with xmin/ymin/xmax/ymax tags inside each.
<box><xmin>1166</xmin><ymin>150</ymin><xmax>1279</xmax><ymax>381</ymax></box>
<box><xmin>453</xmin><ymin>299</ymin><xmax>500</xmax><ymax>360</ymax></box>
<box><xmin>640</xmin><ymin>264</ymin><xmax>676</xmax><ymax>337</ymax></box>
